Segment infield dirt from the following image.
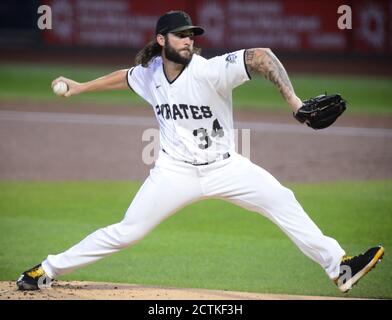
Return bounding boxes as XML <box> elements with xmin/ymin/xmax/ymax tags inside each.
<box><xmin>0</xmin><ymin>281</ymin><xmax>367</xmax><ymax>300</ymax></box>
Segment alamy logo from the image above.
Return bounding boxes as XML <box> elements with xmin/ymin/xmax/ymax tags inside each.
<box><xmin>37</xmin><ymin>5</ymin><xmax>52</xmax><ymax>30</ymax></box>
<box><xmin>142</xmin><ymin>128</ymin><xmax>251</xmax><ymax>165</ymax></box>
<box><xmin>337</xmin><ymin>5</ymin><xmax>352</xmax><ymax>30</ymax></box>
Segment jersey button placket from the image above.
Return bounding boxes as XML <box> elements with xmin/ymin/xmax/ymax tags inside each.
<box><xmin>167</xmin><ymin>87</ymin><xmax>180</xmax><ymax>148</ymax></box>
<box><xmin>167</xmin><ymin>87</ymin><xmax>176</xmax><ymax>111</ymax></box>
<box><xmin>169</xmin><ymin>92</ymin><xmax>175</xmax><ymax>101</ymax></box>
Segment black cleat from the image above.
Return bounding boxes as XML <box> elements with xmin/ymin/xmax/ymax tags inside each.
<box><xmin>334</xmin><ymin>246</ymin><xmax>384</xmax><ymax>293</ymax></box>
<box><xmin>16</xmin><ymin>264</ymin><xmax>52</xmax><ymax>291</ymax></box>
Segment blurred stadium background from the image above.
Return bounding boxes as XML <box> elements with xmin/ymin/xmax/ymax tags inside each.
<box><xmin>1</xmin><ymin>0</ymin><xmax>391</xmax><ymax>73</ymax></box>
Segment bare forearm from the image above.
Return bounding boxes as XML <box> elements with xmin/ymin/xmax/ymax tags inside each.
<box><xmin>245</xmin><ymin>48</ymin><xmax>302</xmax><ymax>112</ymax></box>
<box><xmin>81</xmin><ymin>69</ymin><xmax>129</xmax><ymax>93</ymax></box>
<box><xmin>52</xmin><ymin>69</ymin><xmax>129</xmax><ymax>97</ymax></box>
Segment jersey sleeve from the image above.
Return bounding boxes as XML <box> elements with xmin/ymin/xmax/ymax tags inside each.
<box><xmin>204</xmin><ymin>49</ymin><xmax>251</xmax><ymax>93</ymax></box>
<box><xmin>126</xmin><ymin>65</ymin><xmax>154</xmax><ymax>106</ymax></box>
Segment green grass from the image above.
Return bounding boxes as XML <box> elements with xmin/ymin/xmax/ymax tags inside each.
<box><xmin>1</xmin><ymin>63</ymin><xmax>392</xmax><ymax>115</ymax></box>
<box><xmin>0</xmin><ymin>180</ymin><xmax>391</xmax><ymax>299</ymax></box>
<box><xmin>235</xmin><ymin>74</ymin><xmax>392</xmax><ymax>115</ymax></box>
<box><xmin>0</xmin><ymin>63</ymin><xmax>145</xmax><ymax>106</ymax></box>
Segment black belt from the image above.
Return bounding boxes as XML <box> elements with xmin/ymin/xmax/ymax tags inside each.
<box><xmin>162</xmin><ymin>149</ymin><xmax>230</xmax><ymax>166</ymax></box>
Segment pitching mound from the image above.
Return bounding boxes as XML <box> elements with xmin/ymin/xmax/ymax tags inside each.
<box><xmin>0</xmin><ymin>281</ymin><xmax>361</xmax><ymax>300</ymax></box>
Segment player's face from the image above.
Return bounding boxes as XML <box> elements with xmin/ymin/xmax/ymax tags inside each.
<box><xmin>164</xmin><ymin>31</ymin><xmax>195</xmax><ymax>65</ymax></box>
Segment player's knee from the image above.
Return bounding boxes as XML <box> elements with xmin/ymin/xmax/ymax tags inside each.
<box><xmin>269</xmin><ymin>185</ymin><xmax>297</xmax><ymax>206</ymax></box>
<box><xmin>115</xmin><ymin>222</ymin><xmax>151</xmax><ymax>248</ymax></box>
<box><xmin>282</xmin><ymin>186</ymin><xmax>296</xmax><ymax>200</ymax></box>
<box><xmin>105</xmin><ymin>221</ymin><xmax>151</xmax><ymax>249</ymax></box>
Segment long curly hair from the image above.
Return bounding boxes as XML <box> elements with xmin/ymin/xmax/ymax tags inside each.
<box><xmin>135</xmin><ymin>40</ymin><xmax>162</xmax><ymax>67</ymax></box>
<box><xmin>135</xmin><ymin>36</ymin><xmax>202</xmax><ymax>67</ymax></box>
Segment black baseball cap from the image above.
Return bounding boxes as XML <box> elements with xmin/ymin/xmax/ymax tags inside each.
<box><xmin>155</xmin><ymin>11</ymin><xmax>204</xmax><ymax>36</ymax></box>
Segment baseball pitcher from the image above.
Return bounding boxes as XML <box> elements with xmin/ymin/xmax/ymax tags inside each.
<box><xmin>17</xmin><ymin>11</ymin><xmax>383</xmax><ymax>294</ymax></box>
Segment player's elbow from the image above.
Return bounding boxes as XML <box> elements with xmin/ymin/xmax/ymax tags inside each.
<box><xmin>246</xmin><ymin>48</ymin><xmax>275</xmax><ymax>62</ymax></box>
<box><xmin>251</xmin><ymin>47</ymin><xmax>272</xmax><ymax>55</ymax></box>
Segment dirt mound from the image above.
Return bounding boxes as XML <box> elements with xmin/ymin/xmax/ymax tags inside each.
<box><xmin>0</xmin><ymin>281</ymin><xmax>363</xmax><ymax>300</ymax></box>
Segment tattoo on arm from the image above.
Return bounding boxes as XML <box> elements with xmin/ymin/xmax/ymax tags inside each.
<box><xmin>245</xmin><ymin>48</ymin><xmax>294</xmax><ymax>101</ymax></box>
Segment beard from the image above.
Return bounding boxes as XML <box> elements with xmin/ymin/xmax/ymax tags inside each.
<box><xmin>164</xmin><ymin>41</ymin><xmax>193</xmax><ymax>66</ymax></box>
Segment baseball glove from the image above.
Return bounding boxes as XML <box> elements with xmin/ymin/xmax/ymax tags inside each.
<box><xmin>294</xmin><ymin>94</ymin><xmax>347</xmax><ymax>129</ymax></box>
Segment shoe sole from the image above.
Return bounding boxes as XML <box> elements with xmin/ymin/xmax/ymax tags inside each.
<box><xmin>16</xmin><ymin>274</ymin><xmax>52</xmax><ymax>291</ymax></box>
<box><xmin>338</xmin><ymin>246</ymin><xmax>384</xmax><ymax>293</ymax></box>
<box><xmin>17</xmin><ymin>281</ymin><xmax>39</xmax><ymax>291</ymax></box>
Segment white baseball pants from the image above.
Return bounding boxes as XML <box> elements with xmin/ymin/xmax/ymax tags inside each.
<box><xmin>42</xmin><ymin>151</ymin><xmax>345</xmax><ymax>280</ymax></box>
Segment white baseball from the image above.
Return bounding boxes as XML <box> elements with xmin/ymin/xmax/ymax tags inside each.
<box><xmin>53</xmin><ymin>81</ymin><xmax>68</xmax><ymax>96</ymax></box>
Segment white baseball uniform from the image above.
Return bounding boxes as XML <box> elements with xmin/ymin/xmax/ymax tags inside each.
<box><xmin>42</xmin><ymin>50</ymin><xmax>345</xmax><ymax>280</ymax></box>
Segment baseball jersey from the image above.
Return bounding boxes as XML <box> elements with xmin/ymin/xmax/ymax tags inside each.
<box><xmin>127</xmin><ymin>49</ymin><xmax>251</xmax><ymax>164</ymax></box>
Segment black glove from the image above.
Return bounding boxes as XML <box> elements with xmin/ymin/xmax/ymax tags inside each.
<box><xmin>294</xmin><ymin>94</ymin><xmax>347</xmax><ymax>129</ymax></box>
